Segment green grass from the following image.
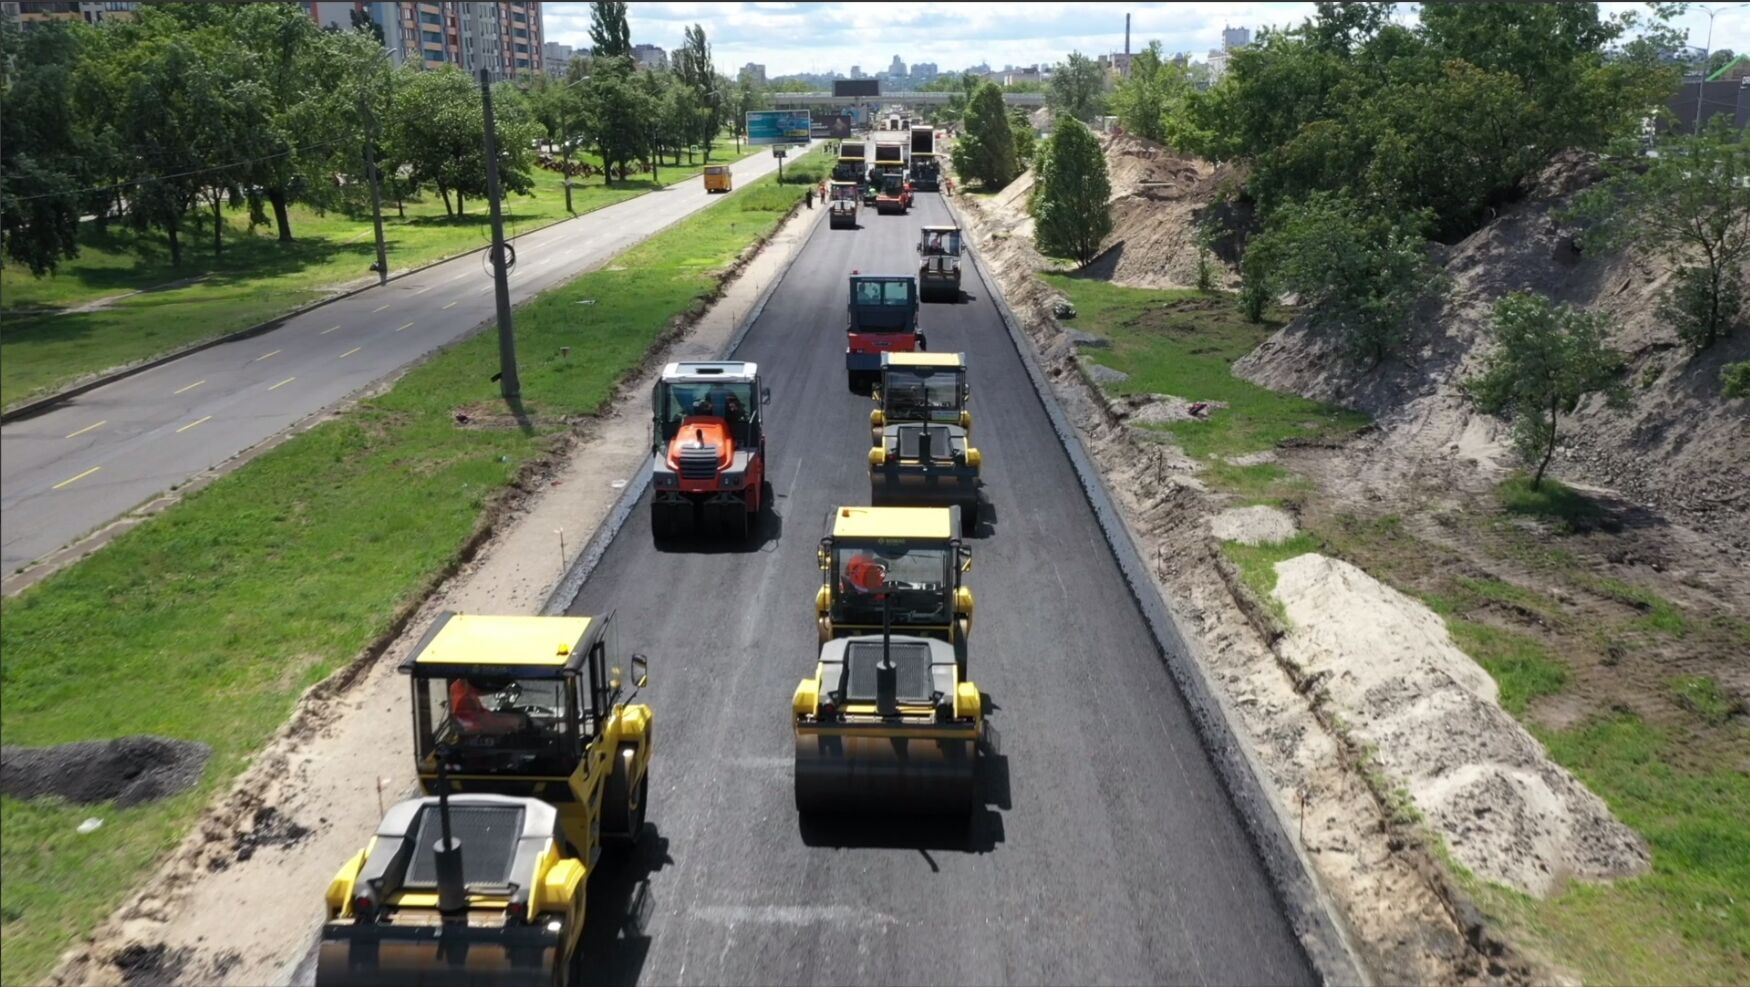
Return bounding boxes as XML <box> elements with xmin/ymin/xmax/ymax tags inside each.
<box><xmin>1466</xmin><ymin>714</ymin><xmax>1750</xmax><ymax>985</ymax></box>
<box><xmin>0</xmin><ymin>142</ymin><xmax>763</xmax><ymax>407</ymax></box>
<box><xmin>1043</xmin><ymin>277</ymin><xmax>1369</xmax><ymax>480</ymax></box>
<box><xmin>1218</xmin><ymin>533</ymin><xmax>1322</xmax><ymax>627</ymax></box>
<box><xmin>1578</xmin><ymin>575</ymin><xmax>1691</xmax><ymax>637</ymax></box>
<box><xmin>0</xmin><ymin>144</ymin><xmax>827</xmax><ymax>987</ymax></box>
<box><xmin>1670</xmin><ymin>676</ymin><xmax>1737</xmax><ymax>726</ymax></box>
<box><xmin>1498</xmin><ymin>474</ymin><xmax>1605</xmax><ymax>532</ymax></box>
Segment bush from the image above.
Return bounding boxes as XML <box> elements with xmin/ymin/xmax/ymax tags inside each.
<box><xmin>1032</xmin><ymin>118</ymin><xmax>1112</xmax><ymax>265</ymax></box>
<box><xmin>1662</xmin><ymin>264</ymin><xmax>1744</xmax><ymax>352</ymax></box>
<box><xmin>1722</xmin><ymin>361</ymin><xmax>1750</xmax><ymax>399</ymax></box>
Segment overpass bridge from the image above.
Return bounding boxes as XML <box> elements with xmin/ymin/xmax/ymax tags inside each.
<box><xmin>768</xmin><ymin>90</ymin><xmax>1046</xmax><ymax>109</ymax></box>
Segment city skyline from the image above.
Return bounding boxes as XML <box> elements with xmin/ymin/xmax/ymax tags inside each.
<box><xmin>540</xmin><ymin>1</ymin><xmax>1750</xmax><ymax>79</ymax></box>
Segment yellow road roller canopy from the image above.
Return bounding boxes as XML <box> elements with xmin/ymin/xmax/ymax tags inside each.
<box><xmin>882</xmin><ymin>351</ymin><xmax>964</xmax><ymax>369</ymax></box>
<box><xmin>411</xmin><ymin>614</ymin><xmax>593</xmax><ymax>667</ymax></box>
<box><xmin>831</xmin><ymin>505</ymin><xmax>953</xmax><ymax>541</ymax></box>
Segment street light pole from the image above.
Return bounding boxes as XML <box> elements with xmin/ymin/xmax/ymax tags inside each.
<box><xmin>1695</xmin><ymin>4</ymin><xmax>1749</xmax><ymax>133</ymax></box>
<box><xmin>480</xmin><ymin>68</ymin><xmax>520</xmax><ymax>401</ymax></box>
<box><xmin>360</xmin><ymin>48</ymin><xmax>398</xmax><ymax>284</ymax></box>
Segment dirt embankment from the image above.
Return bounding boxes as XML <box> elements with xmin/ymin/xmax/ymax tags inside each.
<box><xmin>1234</xmin><ymin>150</ymin><xmax>1750</xmax><ymax>540</ymax></box>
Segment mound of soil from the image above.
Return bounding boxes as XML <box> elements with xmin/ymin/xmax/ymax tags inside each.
<box><xmin>1</xmin><ymin>737</ymin><xmax>211</xmax><ymax>808</ymax></box>
<box><xmin>1083</xmin><ymin>134</ymin><xmax>1244</xmax><ymax>290</ymax></box>
<box><xmin>1273</xmin><ymin>553</ymin><xmax>1650</xmax><ymax>896</ymax></box>
<box><xmin>1234</xmin><ymin>150</ymin><xmax>1750</xmax><ymax>538</ymax></box>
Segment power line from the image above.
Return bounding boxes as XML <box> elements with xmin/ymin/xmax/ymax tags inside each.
<box><xmin>3</xmin><ymin>136</ymin><xmax>358</xmax><ymax>205</ymax></box>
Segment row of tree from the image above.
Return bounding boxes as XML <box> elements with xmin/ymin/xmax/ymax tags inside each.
<box><xmin>0</xmin><ymin>1</ymin><xmax>752</xmax><ymax>276</ymax></box>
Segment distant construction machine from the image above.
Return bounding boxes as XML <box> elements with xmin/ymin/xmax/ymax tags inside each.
<box><xmin>908</xmin><ymin>125</ymin><xmax>940</xmax><ymax>191</ymax></box>
<box><xmin>317</xmin><ymin>613</ymin><xmax>653</xmax><ymax>987</ymax></box>
<box><xmin>917</xmin><ymin>224</ymin><xmax>963</xmax><ymax>302</ymax></box>
<box><xmin>794</xmin><ymin>506</ymin><xmax>983</xmax><ymax>815</ymax></box>
<box><xmin>649</xmin><ymin>362</ymin><xmax>769</xmax><ymax>541</ymax></box>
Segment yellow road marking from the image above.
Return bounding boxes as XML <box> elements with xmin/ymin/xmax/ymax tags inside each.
<box><xmin>53</xmin><ymin>466</ymin><xmax>101</xmax><ymax>490</ymax></box>
<box><xmin>174</xmin><ymin>379</ymin><xmax>206</xmax><ymax>395</ymax></box>
<box><xmin>269</xmin><ymin>376</ymin><xmax>296</xmax><ymax>391</ymax></box>
<box><xmin>253</xmin><ymin>349</ymin><xmax>281</xmax><ymax>362</ymax></box>
<box><xmin>65</xmin><ymin>420</ymin><xmax>106</xmax><ymax>439</ymax></box>
<box><xmin>396</xmin><ymin>321</ymin><xmax>415</xmax><ymax>332</ymax></box>
<box><xmin>176</xmin><ymin>415</ymin><xmax>212</xmax><ymax>433</ymax></box>
<box><xmin>414</xmin><ymin>283</ymin><xmax>435</xmax><ymax>294</ymax></box>
<box><xmin>321</xmin><ymin>324</ymin><xmax>343</xmax><ymax>334</ymax></box>
<box><xmin>339</xmin><ymin>346</ymin><xmax>362</xmax><ymax>358</ymax></box>
<box><xmin>442</xmin><ymin>300</ymin><xmax>458</xmax><ymax>310</ymax></box>
<box><xmin>372</xmin><ymin>304</ymin><xmax>390</xmax><ymax>313</ymax></box>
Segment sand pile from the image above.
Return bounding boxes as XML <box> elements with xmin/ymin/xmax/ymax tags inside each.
<box><xmin>1272</xmin><ymin>553</ymin><xmax>1649</xmax><ymax>896</ymax></box>
<box><xmin>1081</xmin><ymin>133</ymin><xmax>1240</xmax><ymax>290</ymax></box>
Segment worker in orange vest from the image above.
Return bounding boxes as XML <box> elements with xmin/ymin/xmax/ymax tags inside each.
<box><xmin>449</xmin><ymin>679</ymin><xmax>528</xmax><ymax>736</ymax></box>
<box><xmin>843</xmin><ymin>552</ymin><xmax>889</xmax><ymax>598</ymax></box>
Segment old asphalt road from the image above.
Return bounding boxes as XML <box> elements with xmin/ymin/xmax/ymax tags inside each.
<box><xmin>558</xmin><ymin>193</ymin><xmax>1315</xmax><ymax>985</ymax></box>
<box><xmin>0</xmin><ymin>146</ymin><xmax>806</xmax><ymax>577</ymax></box>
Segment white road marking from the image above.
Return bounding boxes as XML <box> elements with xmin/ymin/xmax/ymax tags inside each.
<box><xmin>173</xmin><ymin>379</ymin><xmax>206</xmax><ymax>395</ymax></box>
<box><xmin>253</xmin><ymin>349</ymin><xmax>281</xmax><ymax>362</ymax></box>
<box><xmin>269</xmin><ymin>377</ymin><xmax>297</xmax><ymax>391</ymax></box>
<box><xmin>339</xmin><ymin>346</ymin><xmax>362</xmax><ymax>359</ymax></box>
<box><xmin>176</xmin><ymin>415</ymin><xmax>212</xmax><ymax>433</ymax></box>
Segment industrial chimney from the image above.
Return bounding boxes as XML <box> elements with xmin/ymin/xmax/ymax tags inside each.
<box><xmin>1125</xmin><ymin>13</ymin><xmax>1131</xmax><ymax>56</ymax></box>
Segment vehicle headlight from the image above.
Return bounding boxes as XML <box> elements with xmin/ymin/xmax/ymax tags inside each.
<box><xmin>653</xmin><ymin>472</ymin><xmax>678</xmax><ymax>489</ymax></box>
<box><xmin>720</xmin><ymin>471</ymin><xmax>745</xmax><ymax>489</ymax></box>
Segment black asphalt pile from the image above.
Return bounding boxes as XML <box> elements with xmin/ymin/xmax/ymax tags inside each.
<box><xmin>0</xmin><ymin>736</ymin><xmax>211</xmax><ymax>807</ymax></box>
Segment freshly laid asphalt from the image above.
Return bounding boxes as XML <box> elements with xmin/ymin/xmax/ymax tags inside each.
<box><xmin>560</xmin><ymin>192</ymin><xmax>1314</xmax><ymax>985</ymax></box>
<box><xmin>0</xmin><ymin>146</ymin><xmax>804</xmax><ymax>576</ymax></box>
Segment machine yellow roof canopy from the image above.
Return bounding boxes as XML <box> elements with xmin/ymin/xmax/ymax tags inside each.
<box><xmin>831</xmin><ymin>505</ymin><xmax>955</xmax><ymax>540</ymax></box>
<box><xmin>407</xmin><ymin>614</ymin><xmax>593</xmax><ymax>668</ymax></box>
<box><xmin>882</xmin><ymin>352</ymin><xmax>964</xmax><ymax>369</ymax></box>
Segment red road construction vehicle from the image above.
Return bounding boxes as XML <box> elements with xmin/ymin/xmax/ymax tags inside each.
<box><xmin>846</xmin><ymin>276</ymin><xmax>923</xmax><ymax>387</ymax></box>
<box><xmin>875</xmin><ymin>173</ymin><xmax>912</xmax><ymax>214</ymax></box>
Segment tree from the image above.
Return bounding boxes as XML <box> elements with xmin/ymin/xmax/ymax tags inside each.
<box><xmin>1244</xmin><ymin>191</ymin><xmax>1442</xmax><ymax>365</ymax></box>
<box><xmin>1033</xmin><ymin>118</ymin><xmax>1112</xmax><ymax>265</ymax></box>
<box><xmin>950</xmin><ymin>82</ymin><xmax>1017</xmax><ymax>190</ymax></box>
<box><xmin>673</xmin><ymin>24</ymin><xmax>720</xmax><ymax>161</ymax></box>
<box><xmin>1109</xmin><ymin>41</ymin><xmax>1188</xmax><ymax>143</ymax></box>
<box><xmin>588</xmin><ymin>1</ymin><xmax>631</xmax><ymax>60</ymax></box>
<box><xmin>228</xmin><ymin>3</ymin><xmax>326</xmax><ymax>241</ymax></box>
<box><xmin>1008</xmin><ymin>108</ymin><xmax>1036</xmax><ymax>169</ymax></box>
<box><xmin>1468</xmin><ymin>291</ymin><xmax>1627</xmax><ymax>489</ymax></box>
<box><xmin>1047</xmin><ymin>51</ymin><xmax>1107</xmax><ymax>124</ymax></box>
<box><xmin>584</xmin><ymin>58</ymin><xmax>647</xmax><ymax>185</ymax></box>
<box><xmin>1573</xmin><ymin>117</ymin><xmax>1749</xmax><ymax>350</ymax></box>
<box><xmin>0</xmin><ymin>18</ymin><xmax>93</xmax><ymax>275</ymax></box>
<box><xmin>1705</xmin><ymin>48</ymin><xmax>1737</xmax><ymax>77</ymax></box>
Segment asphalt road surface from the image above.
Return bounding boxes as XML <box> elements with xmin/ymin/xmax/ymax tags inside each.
<box><xmin>560</xmin><ymin>193</ymin><xmax>1314</xmax><ymax>985</ymax></box>
<box><xmin>0</xmin><ymin>146</ymin><xmax>805</xmax><ymax>576</ymax></box>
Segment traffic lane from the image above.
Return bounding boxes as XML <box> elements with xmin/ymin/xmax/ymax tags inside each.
<box><xmin>566</xmin><ymin>195</ymin><xmax>1311</xmax><ymax>984</ymax></box>
<box><xmin>0</xmin><ymin>145</ymin><xmax>813</xmax><ymax>572</ymax></box>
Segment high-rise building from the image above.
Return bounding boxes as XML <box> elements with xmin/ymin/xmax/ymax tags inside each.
<box><xmin>889</xmin><ymin>54</ymin><xmax>906</xmax><ymax>78</ymax></box>
<box><xmin>1222</xmin><ymin>26</ymin><xmax>1253</xmax><ymax>51</ymax></box>
<box><xmin>307</xmin><ymin>3</ymin><xmax>538</xmax><ymax>78</ymax></box>
<box><xmin>740</xmin><ymin>62</ymin><xmax>767</xmax><ymax>84</ymax></box>
<box><xmin>850</xmin><ymin>65</ymin><xmax>864</xmax><ymax>79</ymax></box>
<box><xmin>545</xmin><ymin>41</ymin><xmax>576</xmax><ymax>79</ymax></box>
<box><xmin>912</xmin><ymin>62</ymin><xmax>938</xmax><ymax>81</ymax></box>
<box><xmin>3</xmin><ymin>1</ymin><xmax>136</xmax><ymax>28</ymax></box>
<box><xmin>633</xmin><ymin>43</ymin><xmax>668</xmax><ymax>71</ymax></box>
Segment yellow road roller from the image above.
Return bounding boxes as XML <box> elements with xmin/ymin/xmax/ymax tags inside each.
<box><xmin>813</xmin><ymin>505</ymin><xmax>973</xmax><ymax>664</ymax></box>
<box><xmin>868</xmin><ymin>353</ymin><xmax>981</xmax><ymax>534</ymax></box>
<box><xmin>316</xmin><ymin>613</ymin><xmax>652</xmax><ymax>987</ymax></box>
<box><xmin>795</xmin><ymin>512</ymin><xmax>982</xmax><ymax>815</ymax></box>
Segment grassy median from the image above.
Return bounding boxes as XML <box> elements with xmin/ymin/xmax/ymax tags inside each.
<box><xmin>0</xmin><ymin>144</ymin><xmax>828</xmax><ymax>986</ymax></box>
<box><xmin>0</xmin><ymin>142</ymin><xmax>762</xmax><ymax>408</ymax></box>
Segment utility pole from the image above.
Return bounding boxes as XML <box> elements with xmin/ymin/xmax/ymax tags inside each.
<box><xmin>480</xmin><ymin>68</ymin><xmax>520</xmax><ymax>400</ymax></box>
<box><xmin>360</xmin><ymin>50</ymin><xmax>397</xmax><ymax>285</ymax></box>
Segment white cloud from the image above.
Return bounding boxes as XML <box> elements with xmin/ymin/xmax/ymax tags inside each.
<box><xmin>541</xmin><ymin>1</ymin><xmax>1750</xmax><ymax>76</ymax></box>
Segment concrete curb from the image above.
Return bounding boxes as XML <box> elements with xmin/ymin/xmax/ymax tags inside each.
<box><xmin>543</xmin><ymin>205</ymin><xmax>821</xmax><ymax>615</ymax></box>
<box><xmin>943</xmin><ymin>192</ymin><xmax>1369</xmax><ymax>987</ymax></box>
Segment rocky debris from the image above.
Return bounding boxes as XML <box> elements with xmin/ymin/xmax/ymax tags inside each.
<box><xmin>1082</xmin><ymin>362</ymin><xmax>1130</xmax><ymax>386</ymax></box>
<box><xmin>1050</xmin><ymin>295</ymin><xmax>1078</xmax><ymax>319</ymax></box>
<box><xmin>1210</xmin><ymin>506</ymin><xmax>1300</xmax><ymax>546</ymax></box>
<box><xmin>1272</xmin><ymin>554</ymin><xmax>1651</xmax><ymax>897</ymax></box>
<box><xmin>1</xmin><ymin>737</ymin><xmax>211</xmax><ymax>808</ymax></box>
<box><xmin>1061</xmin><ymin>328</ymin><xmax>1105</xmax><ymax>348</ymax></box>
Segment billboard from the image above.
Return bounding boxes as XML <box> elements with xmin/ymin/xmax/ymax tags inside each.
<box><xmin>823</xmin><ymin>114</ymin><xmax>853</xmax><ymax>138</ymax></box>
<box><xmin>746</xmin><ymin>110</ymin><xmax>813</xmax><ymax>145</ymax></box>
<box><xmin>834</xmin><ymin>79</ymin><xmax>879</xmax><ymax>98</ymax></box>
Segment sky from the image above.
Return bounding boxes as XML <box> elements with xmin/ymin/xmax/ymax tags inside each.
<box><xmin>541</xmin><ymin>2</ymin><xmax>1750</xmax><ymax>78</ymax></box>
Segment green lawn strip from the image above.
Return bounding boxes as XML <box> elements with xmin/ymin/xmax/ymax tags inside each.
<box><xmin>1041</xmin><ymin>277</ymin><xmax>1368</xmax><ymax>492</ymax></box>
<box><xmin>0</xmin><ymin>142</ymin><xmax>763</xmax><ymax>407</ymax></box>
<box><xmin>0</xmin><ymin>144</ymin><xmax>827</xmax><ymax>987</ymax></box>
<box><xmin>1462</xmin><ymin>714</ymin><xmax>1750</xmax><ymax>985</ymax></box>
